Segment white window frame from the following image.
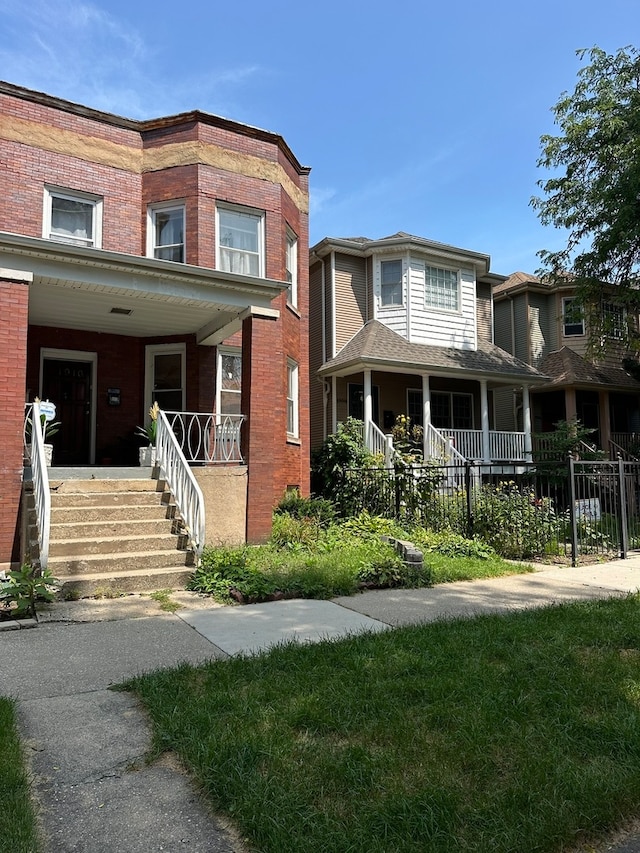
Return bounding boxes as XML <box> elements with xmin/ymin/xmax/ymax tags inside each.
<box><xmin>562</xmin><ymin>297</ymin><xmax>585</xmax><ymax>337</ymax></box>
<box><xmin>216</xmin><ymin>346</ymin><xmax>242</xmax><ymax>416</ymax></box>
<box><xmin>144</xmin><ymin>343</ymin><xmax>186</xmax><ymax>416</ymax></box>
<box><xmin>43</xmin><ymin>186</ymin><xmax>103</xmax><ymax>248</ymax></box>
<box><xmin>286</xmin><ymin>226</ymin><xmax>298</xmax><ymax>307</ymax></box>
<box><xmin>287</xmin><ymin>359</ymin><xmax>299</xmax><ymax>438</ymax></box>
<box><xmin>380</xmin><ymin>259</ymin><xmax>404</xmax><ymax>307</ymax></box>
<box><xmin>430</xmin><ymin>391</ymin><xmax>474</xmax><ymax>430</ymax></box>
<box><xmin>216</xmin><ymin>203</ymin><xmax>265</xmax><ymax>277</ymax></box>
<box><xmin>424</xmin><ymin>264</ymin><xmax>460</xmax><ymax>312</ymax></box>
<box><xmin>602</xmin><ymin>302</ymin><xmax>625</xmax><ymax>340</ymax></box>
<box><xmin>147</xmin><ymin>201</ymin><xmax>185</xmax><ymax>262</ymax></box>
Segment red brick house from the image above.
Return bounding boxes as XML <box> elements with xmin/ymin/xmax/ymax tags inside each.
<box><xmin>0</xmin><ymin>81</ymin><xmax>310</xmax><ymax>576</ymax></box>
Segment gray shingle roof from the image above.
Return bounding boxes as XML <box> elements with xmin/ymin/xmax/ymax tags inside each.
<box><xmin>318</xmin><ymin>320</ymin><xmax>546</xmax><ymax>383</ymax></box>
<box><xmin>537</xmin><ymin>346</ymin><xmax>640</xmax><ymax>390</ymax></box>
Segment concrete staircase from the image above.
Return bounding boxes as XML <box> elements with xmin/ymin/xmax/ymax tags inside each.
<box><xmin>26</xmin><ymin>470</ymin><xmax>195</xmax><ymax>598</ymax></box>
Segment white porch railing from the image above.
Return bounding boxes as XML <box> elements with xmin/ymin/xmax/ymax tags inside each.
<box><xmin>156</xmin><ymin>410</ymin><xmax>206</xmax><ymax>560</ymax></box>
<box><xmin>425</xmin><ymin>423</ymin><xmax>466</xmax><ymax>463</ymax></box>
<box><xmin>164</xmin><ymin>411</ymin><xmax>244</xmax><ymax>463</ymax></box>
<box><xmin>28</xmin><ymin>401</ymin><xmax>51</xmax><ymax>571</ymax></box>
<box><xmin>490</xmin><ymin>430</ymin><xmax>526</xmax><ymax>461</ymax></box>
<box><xmin>446</xmin><ymin>429</ymin><xmax>483</xmax><ymax>461</ymax></box>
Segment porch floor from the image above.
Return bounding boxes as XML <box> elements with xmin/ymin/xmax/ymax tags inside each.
<box><xmin>24</xmin><ymin>466</ymin><xmax>156</xmax><ymax>481</ymax></box>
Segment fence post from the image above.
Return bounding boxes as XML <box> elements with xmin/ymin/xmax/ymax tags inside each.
<box><xmin>568</xmin><ymin>453</ymin><xmax>579</xmax><ymax>567</ymax></box>
<box><xmin>394</xmin><ymin>461</ymin><xmax>402</xmax><ymax>520</ymax></box>
<box><xmin>617</xmin><ymin>454</ymin><xmax>629</xmax><ymax>559</ymax></box>
<box><xmin>465</xmin><ymin>461</ymin><xmax>473</xmax><ymax>539</ymax></box>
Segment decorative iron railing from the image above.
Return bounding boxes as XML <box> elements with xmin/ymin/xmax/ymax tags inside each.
<box><xmin>156</xmin><ymin>410</ymin><xmax>206</xmax><ymax>560</ymax></box>
<box><xmin>164</xmin><ymin>411</ymin><xmax>244</xmax><ymax>464</ymax></box>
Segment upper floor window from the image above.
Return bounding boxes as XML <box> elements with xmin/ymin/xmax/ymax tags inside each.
<box><xmin>44</xmin><ymin>186</ymin><xmax>102</xmax><ymax>248</ymax></box>
<box><xmin>217</xmin><ymin>204</ymin><xmax>264</xmax><ymax>276</ymax></box>
<box><xmin>287</xmin><ymin>359</ymin><xmax>299</xmax><ymax>438</ymax></box>
<box><xmin>286</xmin><ymin>227</ymin><xmax>298</xmax><ymax>307</ymax></box>
<box><xmin>425</xmin><ymin>265</ymin><xmax>459</xmax><ymax>311</ymax></box>
<box><xmin>148</xmin><ymin>203</ymin><xmax>185</xmax><ymax>262</ymax></box>
<box><xmin>381</xmin><ymin>259</ymin><xmax>403</xmax><ymax>307</ymax></box>
<box><xmin>562</xmin><ymin>297</ymin><xmax>584</xmax><ymax>337</ymax></box>
<box><xmin>602</xmin><ymin>302</ymin><xmax>625</xmax><ymax>340</ymax></box>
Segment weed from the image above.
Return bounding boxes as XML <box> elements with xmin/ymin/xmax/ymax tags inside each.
<box><xmin>149</xmin><ymin>589</ymin><xmax>182</xmax><ymax>613</ymax></box>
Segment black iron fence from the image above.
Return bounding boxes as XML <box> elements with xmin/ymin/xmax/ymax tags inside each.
<box><xmin>335</xmin><ymin>458</ymin><xmax>640</xmax><ymax>564</ymax></box>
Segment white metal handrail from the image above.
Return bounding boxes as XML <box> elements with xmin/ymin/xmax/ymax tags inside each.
<box><xmin>164</xmin><ymin>411</ymin><xmax>244</xmax><ymax>463</ymax></box>
<box><xmin>29</xmin><ymin>401</ymin><xmax>51</xmax><ymax>570</ymax></box>
<box><xmin>156</xmin><ymin>410</ymin><xmax>206</xmax><ymax>560</ymax></box>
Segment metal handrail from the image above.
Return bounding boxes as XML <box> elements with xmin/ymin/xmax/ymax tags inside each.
<box><xmin>156</xmin><ymin>410</ymin><xmax>206</xmax><ymax>560</ymax></box>
<box><xmin>29</xmin><ymin>401</ymin><xmax>51</xmax><ymax>570</ymax></box>
<box><xmin>164</xmin><ymin>411</ymin><xmax>244</xmax><ymax>463</ymax></box>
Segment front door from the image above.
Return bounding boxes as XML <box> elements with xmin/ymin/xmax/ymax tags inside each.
<box><xmin>42</xmin><ymin>358</ymin><xmax>93</xmax><ymax>464</ymax></box>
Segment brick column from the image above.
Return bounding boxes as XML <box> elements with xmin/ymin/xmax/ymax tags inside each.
<box><xmin>241</xmin><ymin>307</ymin><xmax>281</xmax><ymax>543</ymax></box>
<box><xmin>0</xmin><ymin>270</ymin><xmax>31</xmax><ymax>568</ymax></box>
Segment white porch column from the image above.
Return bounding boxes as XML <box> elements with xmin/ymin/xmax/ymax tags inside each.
<box><xmin>422</xmin><ymin>373</ymin><xmax>431</xmax><ymax>460</ymax></box>
<box><xmin>480</xmin><ymin>379</ymin><xmax>491</xmax><ymax>463</ymax></box>
<box><xmin>523</xmin><ymin>384</ymin><xmax>533</xmax><ymax>462</ymax></box>
<box><xmin>331</xmin><ymin>375</ymin><xmax>337</xmax><ymax>435</ymax></box>
<box><xmin>363</xmin><ymin>369</ymin><xmax>372</xmax><ymax>450</ymax></box>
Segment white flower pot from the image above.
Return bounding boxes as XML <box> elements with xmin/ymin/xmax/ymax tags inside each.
<box><xmin>139</xmin><ymin>446</ymin><xmax>157</xmax><ymax>467</ymax></box>
<box><xmin>26</xmin><ymin>444</ymin><xmax>53</xmax><ymax>467</ymax></box>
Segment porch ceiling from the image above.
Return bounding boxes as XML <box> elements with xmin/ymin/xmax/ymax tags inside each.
<box><xmin>0</xmin><ymin>232</ymin><xmax>285</xmax><ymax>343</ymax></box>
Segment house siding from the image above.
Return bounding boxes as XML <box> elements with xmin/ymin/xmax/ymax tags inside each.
<box><xmin>528</xmin><ymin>292</ymin><xmax>550</xmax><ymax>367</ymax></box>
<box><xmin>494</xmin><ymin>300</ymin><xmax>512</xmax><ymax>353</ymax></box>
<box><xmin>476</xmin><ymin>281</ymin><xmax>493</xmax><ymax>343</ymax></box>
<box><xmin>513</xmin><ymin>295</ymin><xmax>529</xmax><ymax>363</ymax></box>
<box><xmin>334</xmin><ymin>253</ymin><xmax>367</xmax><ymax>352</ymax></box>
<box><xmin>406</xmin><ymin>259</ymin><xmax>476</xmax><ymax>349</ymax></box>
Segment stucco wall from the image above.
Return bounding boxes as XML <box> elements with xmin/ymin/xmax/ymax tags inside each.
<box><xmin>192</xmin><ymin>466</ymin><xmax>248</xmax><ymax>547</ymax></box>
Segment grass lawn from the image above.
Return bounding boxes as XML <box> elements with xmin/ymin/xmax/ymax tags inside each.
<box><xmin>0</xmin><ymin>697</ymin><xmax>40</xmax><ymax>853</ymax></box>
<box><xmin>125</xmin><ymin>594</ymin><xmax>640</xmax><ymax>853</ymax></box>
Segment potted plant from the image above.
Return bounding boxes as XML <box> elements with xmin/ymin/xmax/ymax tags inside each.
<box><xmin>25</xmin><ymin>399</ymin><xmax>60</xmax><ymax>467</ymax></box>
<box><xmin>136</xmin><ymin>401</ymin><xmax>159</xmax><ymax>466</ymax></box>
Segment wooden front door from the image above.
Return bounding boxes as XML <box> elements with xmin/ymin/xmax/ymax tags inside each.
<box><xmin>42</xmin><ymin>358</ymin><xmax>92</xmax><ymax>464</ymax></box>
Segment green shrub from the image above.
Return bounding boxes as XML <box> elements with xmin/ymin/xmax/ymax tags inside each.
<box><xmin>310</xmin><ymin>418</ymin><xmax>376</xmax><ymax>503</ymax></box>
<box><xmin>275</xmin><ymin>490</ymin><xmax>336</xmax><ymax>525</ymax></box>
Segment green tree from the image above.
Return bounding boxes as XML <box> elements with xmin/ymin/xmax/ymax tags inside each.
<box><xmin>532</xmin><ymin>45</ymin><xmax>640</xmax><ymax>351</ymax></box>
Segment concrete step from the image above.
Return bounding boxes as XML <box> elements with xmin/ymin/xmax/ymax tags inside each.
<box><xmin>50</xmin><ymin>491</ymin><xmax>168</xmax><ymax>508</ymax></box>
<box><xmin>49</xmin><ymin>532</ymin><xmax>188</xmax><ymax>558</ymax></box>
<box><xmin>57</xmin><ymin>567</ymin><xmax>195</xmax><ymax>598</ymax></box>
<box><xmin>49</xmin><ymin>478</ymin><xmax>166</xmax><ymax>494</ymax></box>
<box><xmin>49</xmin><ymin>549</ymin><xmax>195</xmax><ymax>578</ymax></box>
<box><xmin>50</xmin><ymin>504</ymin><xmax>175</xmax><ymax>524</ymax></box>
<box><xmin>49</xmin><ymin>518</ymin><xmax>179</xmax><ymax>539</ymax></box>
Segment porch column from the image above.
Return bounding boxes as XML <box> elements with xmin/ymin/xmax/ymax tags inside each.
<box><xmin>363</xmin><ymin>369</ymin><xmax>372</xmax><ymax>450</ymax></box>
<box><xmin>0</xmin><ymin>270</ymin><xmax>32</xmax><ymax>568</ymax></box>
<box><xmin>523</xmin><ymin>385</ymin><xmax>533</xmax><ymax>462</ymax></box>
<box><xmin>480</xmin><ymin>380</ymin><xmax>491</xmax><ymax>463</ymax></box>
<box><xmin>422</xmin><ymin>373</ymin><xmax>431</xmax><ymax>460</ymax></box>
<box><xmin>599</xmin><ymin>390</ymin><xmax>611</xmax><ymax>456</ymax></box>
<box><xmin>565</xmin><ymin>387</ymin><xmax>577</xmax><ymax>423</ymax></box>
<box><xmin>331</xmin><ymin>375</ymin><xmax>337</xmax><ymax>435</ymax></box>
<box><xmin>241</xmin><ymin>308</ymin><xmax>280</xmax><ymax>544</ymax></box>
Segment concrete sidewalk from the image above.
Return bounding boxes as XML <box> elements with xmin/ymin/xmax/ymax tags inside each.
<box><xmin>3</xmin><ymin>558</ymin><xmax>640</xmax><ymax>851</ymax></box>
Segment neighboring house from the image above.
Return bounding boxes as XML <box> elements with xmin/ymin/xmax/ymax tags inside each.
<box><xmin>493</xmin><ymin>272</ymin><xmax>640</xmax><ymax>457</ymax></box>
<box><xmin>309</xmin><ymin>233</ymin><xmax>546</xmax><ymax>463</ymax></box>
<box><xmin>0</xmin><ymin>81</ymin><xmax>310</xmax><ymax>570</ymax></box>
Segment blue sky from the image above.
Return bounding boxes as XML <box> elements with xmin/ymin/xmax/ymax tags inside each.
<box><xmin>0</xmin><ymin>0</ymin><xmax>636</xmax><ymax>275</ymax></box>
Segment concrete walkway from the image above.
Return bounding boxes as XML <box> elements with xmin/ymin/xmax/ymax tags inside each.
<box><xmin>4</xmin><ymin>558</ymin><xmax>640</xmax><ymax>852</ymax></box>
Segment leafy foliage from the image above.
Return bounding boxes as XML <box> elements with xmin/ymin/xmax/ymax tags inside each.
<box><xmin>532</xmin><ymin>45</ymin><xmax>640</xmax><ymax>352</ymax></box>
<box><xmin>0</xmin><ymin>564</ymin><xmax>58</xmax><ymax>620</ymax></box>
<box><xmin>310</xmin><ymin>418</ymin><xmax>376</xmax><ymax>502</ymax></box>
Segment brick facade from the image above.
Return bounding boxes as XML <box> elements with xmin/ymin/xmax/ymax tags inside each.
<box><xmin>0</xmin><ymin>82</ymin><xmax>310</xmax><ymax>562</ymax></box>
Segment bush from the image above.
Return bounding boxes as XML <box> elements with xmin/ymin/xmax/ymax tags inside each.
<box><xmin>311</xmin><ymin>418</ymin><xmax>376</xmax><ymax>503</ymax></box>
<box><xmin>274</xmin><ymin>490</ymin><xmax>336</xmax><ymax>525</ymax></box>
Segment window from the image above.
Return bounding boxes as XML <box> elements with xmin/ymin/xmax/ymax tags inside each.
<box><xmin>148</xmin><ymin>203</ymin><xmax>185</xmax><ymax>262</ymax></box>
<box><xmin>431</xmin><ymin>392</ymin><xmax>473</xmax><ymax>430</ymax></box>
<box><xmin>347</xmin><ymin>383</ymin><xmax>380</xmax><ymax>423</ymax></box>
<box><xmin>602</xmin><ymin>302</ymin><xmax>625</xmax><ymax>340</ymax></box>
<box><xmin>285</xmin><ymin>227</ymin><xmax>298</xmax><ymax>307</ymax></box>
<box><xmin>563</xmin><ymin>298</ymin><xmax>584</xmax><ymax>337</ymax></box>
<box><xmin>217</xmin><ymin>348</ymin><xmax>242</xmax><ymax>414</ymax></box>
<box><xmin>44</xmin><ymin>187</ymin><xmax>102</xmax><ymax>248</ymax></box>
<box><xmin>425</xmin><ymin>265</ymin><xmax>459</xmax><ymax>311</ymax></box>
<box><xmin>144</xmin><ymin>343</ymin><xmax>186</xmax><ymax>413</ymax></box>
<box><xmin>287</xmin><ymin>359</ymin><xmax>299</xmax><ymax>438</ymax></box>
<box><xmin>217</xmin><ymin>205</ymin><xmax>264</xmax><ymax>276</ymax></box>
<box><xmin>407</xmin><ymin>389</ymin><xmax>423</xmax><ymax>426</ymax></box>
<box><xmin>381</xmin><ymin>260</ymin><xmax>403</xmax><ymax>307</ymax></box>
